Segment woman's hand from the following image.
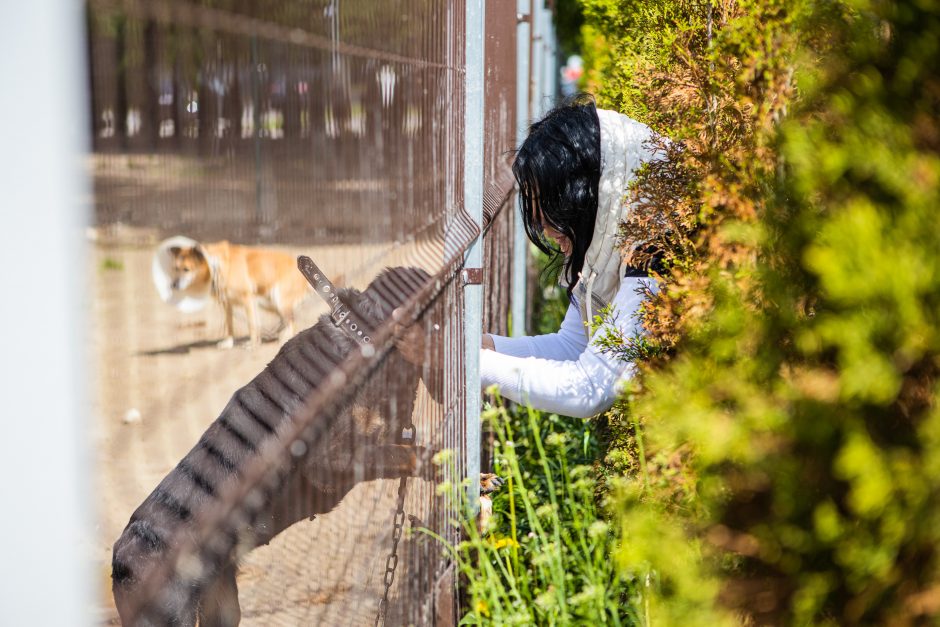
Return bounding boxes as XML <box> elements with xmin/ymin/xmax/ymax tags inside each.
<box><xmin>482</xmin><ymin>333</ymin><xmax>495</xmax><ymax>350</ymax></box>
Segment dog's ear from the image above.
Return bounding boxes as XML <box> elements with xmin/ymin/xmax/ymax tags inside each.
<box><xmin>168</xmin><ymin>246</ymin><xmax>182</xmax><ymax>256</ymax></box>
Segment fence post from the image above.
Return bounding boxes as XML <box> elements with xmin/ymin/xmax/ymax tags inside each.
<box><xmin>463</xmin><ymin>0</ymin><xmax>485</xmax><ymax>507</ymax></box>
<box><xmin>542</xmin><ymin>9</ymin><xmax>558</xmax><ymax>107</ymax></box>
<box><xmin>0</xmin><ymin>0</ymin><xmax>91</xmax><ymax>624</ymax></box>
<box><xmin>529</xmin><ymin>1</ymin><xmax>559</xmax><ymax>117</ymax></box>
<box><xmin>512</xmin><ymin>0</ymin><xmax>532</xmax><ymax>338</ymax></box>
<box><xmin>530</xmin><ymin>0</ymin><xmax>543</xmax><ymax>116</ymax></box>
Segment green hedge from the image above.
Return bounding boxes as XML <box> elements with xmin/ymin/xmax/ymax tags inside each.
<box><xmin>577</xmin><ymin>0</ymin><xmax>940</xmax><ymax>623</ymax></box>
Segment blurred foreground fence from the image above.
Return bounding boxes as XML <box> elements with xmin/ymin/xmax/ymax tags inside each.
<box><xmin>83</xmin><ymin>0</ymin><xmax>554</xmax><ymax>624</ymax></box>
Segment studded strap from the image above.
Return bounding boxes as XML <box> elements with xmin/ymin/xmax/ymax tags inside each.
<box><xmin>297</xmin><ymin>255</ymin><xmax>375</xmax><ymax>346</ymax></box>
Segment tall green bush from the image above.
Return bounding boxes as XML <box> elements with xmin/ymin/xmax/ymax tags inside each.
<box><xmin>580</xmin><ymin>0</ymin><xmax>940</xmax><ymax>623</ymax></box>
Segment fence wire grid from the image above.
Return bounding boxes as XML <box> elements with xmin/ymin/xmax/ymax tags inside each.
<box><xmin>86</xmin><ymin>0</ymin><xmax>520</xmax><ymax>624</ymax></box>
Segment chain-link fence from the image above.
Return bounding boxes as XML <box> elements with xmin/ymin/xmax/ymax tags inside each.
<box><xmin>86</xmin><ymin>0</ymin><xmax>522</xmax><ymax>624</ymax></box>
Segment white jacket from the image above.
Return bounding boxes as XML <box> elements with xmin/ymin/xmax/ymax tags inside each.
<box><xmin>481</xmin><ymin>276</ymin><xmax>655</xmax><ymax>418</ymax></box>
<box><xmin>480</xmin><ymin>109</ymin><xmax>658</xmax><ymax>417</ymax></box>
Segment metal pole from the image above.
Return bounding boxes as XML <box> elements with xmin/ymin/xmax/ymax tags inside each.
<box><xmin>512</xmin><ymin>0</ymin><xmax>532</xmax><ymax>337</ymax></box>
<box><xmin>463</xmin><ymin>0</ymin><xmax>485</xmax><ymax>506</ymax></box>
<box><xmin>0</xmin><ymin>0</ymin><xmax>91</xmax><ymax>624</ymax></box>
<box><xmin>544</xmin><ymin>12</ymin><xmax>558</xmax><ymax>105</ymax></box>
<box><xmin>531</xmin><ymin>0</ymin><xmax>547</xmax><ymax>117</ymax></box>
<box><xmin>541</xmin><ymin>7</ymin><xmax>554</xmax><ymax>109</ymax></box>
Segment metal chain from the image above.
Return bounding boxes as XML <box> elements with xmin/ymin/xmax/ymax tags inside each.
<box><xmin>375</xmin><ymin>476</ymin><xmax>409</xmax><ymax>626</ymax></box>
<box><xmin>375</xmin><ymin>422</ymin><xmax>417</xmax><ymax>627</ymax></box>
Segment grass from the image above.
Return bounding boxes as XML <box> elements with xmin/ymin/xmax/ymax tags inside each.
<box><xmin>450</xmin><ymin>396</ymin><xmax>645</xmax><ymax>626</ymax></box>
<box><xmin>438</xmin><ymin>250</ymin><xmax>646</xmax><ymax>625</ymax></box>
<box><xmin>100</xmin><ymin>257</ymin><xmax>124</xmax><ymax>271</ymax></box>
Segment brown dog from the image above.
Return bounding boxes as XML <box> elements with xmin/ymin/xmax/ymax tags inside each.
<box><xmin>167</xmin><ymin>241</ymin><xmax>313</xmax><ymax>348</ymax></box>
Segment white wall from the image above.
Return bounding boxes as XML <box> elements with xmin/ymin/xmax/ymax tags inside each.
<box><xmin>0</xmin><ymin>1</ymin><xmax>92</xmax><ymax>625</ymax></box>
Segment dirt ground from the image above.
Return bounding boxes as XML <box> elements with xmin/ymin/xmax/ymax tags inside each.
<box><xmin>88</xmin><ymin>228</ymin><xmax>442</xmax><ymax>625</ymax></box>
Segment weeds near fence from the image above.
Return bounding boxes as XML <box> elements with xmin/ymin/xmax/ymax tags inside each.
<box><xmin>451</xmin><ymin>395</ymin><xmax>644</xmax><ymax>626</ymax></box>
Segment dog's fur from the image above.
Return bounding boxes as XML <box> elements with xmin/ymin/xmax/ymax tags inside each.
<box><xmin>112</xmin><ymin>267</ymin><xmax>433</xmax><ymax>626</ymax></box>
<box><xmin>167</xmin><ymin>241</ymin><xmax>315</xmax><ymax>348</ymax></box>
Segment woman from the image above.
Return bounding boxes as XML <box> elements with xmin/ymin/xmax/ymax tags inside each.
<box><xmin>481</xmin><ymin>97</ymin><xmax>659</xmax><ymax>417</ymax></box>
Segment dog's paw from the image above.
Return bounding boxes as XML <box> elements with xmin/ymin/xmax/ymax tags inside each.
<box><xmin>480</xmin><ymin>473</ymin><xmax>504</xmax><ymax>495</ymax></box>
<box><xmin>217</xmin><ymin>336</ymin><xmax>235</xmax><ymax>350</ymax></box>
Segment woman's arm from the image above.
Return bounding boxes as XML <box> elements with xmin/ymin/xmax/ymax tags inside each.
<box><xmin>480</xmin><ymin>277</ymin><xmax>653</xmax><ymax>418</ymax></box>
<box><xmin>480</xmin><ymin>349</ymin><xmax>634</xmax><ymax>418</ymax></box>
<box><xmin>484</xmin><ymin>303</ymin><xmax>587</xmax><ymax>361</ymax></box>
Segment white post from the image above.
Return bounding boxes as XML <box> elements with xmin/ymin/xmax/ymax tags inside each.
<box><xmin>512</xmin><ymin>0</ymin><xmax>532</xmax><ymax>338</ymax></box>
<box><xmin>0</xmin><ymin>1</ymin><xmax>91</xmax><ymax>625</ymax></box>
<box><xmin>463</xmin><ymin>0</ymin><xmax>485</xmax><ymax>506</ymax></box>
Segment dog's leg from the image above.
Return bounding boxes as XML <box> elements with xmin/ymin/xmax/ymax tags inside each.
<box><xmin>113</xmin><ymin>521</ymin><xmax>201</xmax><ymax>627</ymax></box>
<box><xmin>277</xmin><ymin>309</ymin><xmax>295</xmax><ymax>344</ymax></box>
<box><xmin>284</xmin><ymin>312</ymin><xmax>295</xmax><ymax>341</ymax></box>
<box><xmin>113</xmin><ymin>575</ymin><xmax>198</xmax><ymax>627</ymax></box>
<box><xmin>247</xmin><ymin>297</ymin><xmax>261</xmax><ymax>347</ymax></box>
<box><xmin>197</xmin><ymin>561</ymin><xmax>241</xmax><ymax>627</ymax></box>
<box><xmin>218</xmin><ymin>302</ymin><xmax>235</xmax><ymax>349</ymax></box>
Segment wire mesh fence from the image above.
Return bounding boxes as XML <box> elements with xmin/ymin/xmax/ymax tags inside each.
<box><xmin>86</xmin><ymin>0</ymin><xmax>519</xmax><ymax>624</ymax></box>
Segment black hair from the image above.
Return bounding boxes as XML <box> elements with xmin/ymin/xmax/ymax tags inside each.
<box><xmin>513</xmin><ymin>95</ymin><xmax>601</xmax><ymax>302</ymax></box>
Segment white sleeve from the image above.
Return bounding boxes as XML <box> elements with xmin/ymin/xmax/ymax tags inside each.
<box><xmin>487</xmin><ymin>304</ymin><xmax>587</xmax><ymax>361</ymax></box>
<box><xmin>480</xmin><ymin>277</ymin><xmax>654</xmax><ymax>418</ymax></box>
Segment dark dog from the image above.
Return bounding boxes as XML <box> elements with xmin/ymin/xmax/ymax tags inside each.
<box><xmin>112</xmin><ymin>266</ymin><xmax>433</xmax><ymax>626</ymax></box>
